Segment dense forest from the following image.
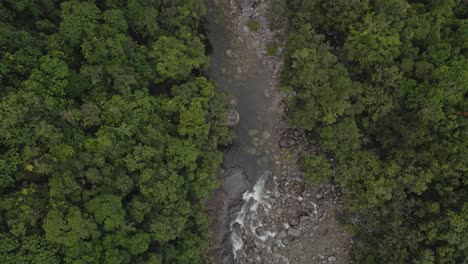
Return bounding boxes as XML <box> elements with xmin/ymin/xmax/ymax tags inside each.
<box><xmin>283</xmin><ymin>0</ymin><xmax>467</xmax><ymax>263</ymax></box>
<box><xmin>0</xmin><ymin>0</ymin><xmax>232</xmax><ymax>263</ymax></box>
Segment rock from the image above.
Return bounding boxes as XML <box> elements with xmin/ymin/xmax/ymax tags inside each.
<box><xmin>263</xmin><ymin>88</ymin><xmax>271</xmax><ymax>98</ymax></box>
<box><xmin>225</xmin><ymin>49</ymin><xmax>233</xmax><ymax>57</ymax></box>
<box><xmin>255</xmin><ymin>227</ymin><xmax>265</xmax><ymax>237</ymax></box>
<box><xmin>287</xmin><ymin>228</ymin><xmax>300</xmax><ymax>237</ymax></box>
<box><xmin>300</xmin><ymin>216</ymin><xmax>312</xmax><ymax>225</ymax></box>
<box><xmin>262</xmin><ymin>130</ymin><xmax>272</xmax><ymax>140</ymax></box>
<box><xmin>250</xmin><ymin>214</ymin><xmax>258</xmax><ymax>221</ymax></box>
<box><xmin>241</xmin><ymin>0</ymin><xmax>258</xmax><ymax>9</ymax></box>
<box><xmin>221</xmin><ymin>168</ymin><xmax>249</xmax><ymax>198</ymax></box>
<box><xmin>265</xmin><ymin>237</ymin><xmax>274</xmax><ymax>248</ymax></box>
<box><xmin>316</xmin><ymin>193</ymin><xmax>324</xmax><ymax>199</ymax></box>
<box><xmin>279</xmin><ymin>137</ymin><xmax>296</xmax><ymax>148</ymax></box>
<box><xmin>328</xmin><ymin>256</ymin><xmax>336</xmax><ymax>262</ymax></box>
<box><xmin>229</xmin><ymin>97</ymin><xmax>238</xmax><ymax>107</ymax></box>
<box><xmin>227</xmin><ymin>109</ymin><xmax>240</xmax><ymax>127</ymax></box>
<box><xmin>276</xmin><ymin>230</ymin><xmax>287</xmax><ymax>239</ymax></box>
<box><xmin>245</xmin><ymin>146</ymin><xmax>257</xmax><ymax>155</ymax></box>
<box><xmin>248</xmin><ymin>129</ymin><xmax>259</xmax><ymax>136</ymax></box>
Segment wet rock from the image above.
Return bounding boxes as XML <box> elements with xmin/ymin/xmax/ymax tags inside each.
<box><xmin>262</xmin><ymin>130</ymin><xmax>272</xmax><ymax>140</ymax></box>
<box><xmin>248</xmin><ymin>129</ymin><xmax>259</xmax><ymax>136</ymax></box>
<box><xmin>276</xmin><ymin>230</ymin><xmax>287</xmax><ymax>239</ymax></box>
<box><xmin>221</xmin><ymin>168</ymin><xmax>249</xmax><ymax>198</ymax></box>
<box><xmin>229</xmin><ymin>97</ymin><xmax>238</xmax><ymax>107</ymax></box>
<box><xmin>279</xmin><ymin>137</ymin><xmax>296</xmax><ymax>148</ymax></box>
<box><xmin>227</xmin><ymin>109</ymin><xmax>240</xmax><ymax>127</ymax></box>
<box><xmin>287</xmin><ymin>228</ymin><xmax>300</xmax><ymax>237</ymax></box>
<box><xmin>245</xmin><ymin>146</ymin><xmax>257</xmax><ymax>155</ymax></box>
<box><xmin>300</xmin><ymin>216</ymin><xmax>312</xmax><ymax>226</ymax></box>
<box><xmin>265</xmin><ymin>237</ymin><xmax>275</xmax><ymax>248</ymax></box>
<box><xmin>263</xmin><ymin>88</ymin><xmax>271</xmax><ymax>98</ymax></box>
<box><xmin>255</xmin><ymin>227</ymin><xmax>265</xmax><ymax>237</ymax></box>
<box><xmin>241</xmin><ymin>0</ymin><xmax>258</xmax><ymax>10</ymax></box>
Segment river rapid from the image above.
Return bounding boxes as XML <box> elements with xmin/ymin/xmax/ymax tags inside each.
<box><xmin>204</xmin><ymin>0</ymin><xmax>284</xmax><ymax>262</ymax></box>
<box><xmin>204</xmin><ymin>1</ymin><xmax>353</xmax><ymax>264</ymax></box>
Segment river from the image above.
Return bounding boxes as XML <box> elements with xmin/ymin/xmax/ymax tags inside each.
<box><xmin>204</xmin><ymin>0</ymin><xmax>283</xmax><ymax>262</ymax></box>
<box><xmin>204</xmin><ymin>1</ymin><xmax>352</xmax><ymax>264</ymax></box>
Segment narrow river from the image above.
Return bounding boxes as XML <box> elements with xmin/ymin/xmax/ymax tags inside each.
<box><xmin>204</xmin><ymin>0</ymin><xmax>284</xmax><ymax>263</ymax></box>
<box><xmin>204</xmin><ymin>2</ymin><xmax>353</xmax><ymax>264</ymax></box>
<box><xmin>205</xmin><ymin>1</ymin><xmax>278</xmax><ymax>183</ymax></box>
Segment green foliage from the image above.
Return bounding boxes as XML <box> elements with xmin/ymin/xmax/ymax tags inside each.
<box><xmin>301</xmin><ymin>155</ymin><xmax>332</xmax><ymax>184</ymax></box>
<box><xmin>286</xmin><ymin>34</ymin><xmax>357</xmax><ymax>129</ymax></box>
<box><xmin>285</xmin><ymin>0</ymin><xmax>467</xmax><ymax>263</ymax></box>
<box><xmin>266</xmin><ymin>42</ymin><xmax>279</xmax><ymax>57</ymax></box>
<box><xmin>267</xmin><ymin>0</ymin><xmax>287</xmax><ymax>29</ymax></box>
<box><xmin>246</xmin><ymin>19</ymin><xmax>260</xmax><ymax>32</ymax></box>
<box><xmin>0</xmin><ymin>1</ymin><xmax>230</xmax><ymax>263</ymax></box>
<box><xmin>150</xmin><ymin>31</ymin><xmax>207</xmax><ymax>81</ymax></box>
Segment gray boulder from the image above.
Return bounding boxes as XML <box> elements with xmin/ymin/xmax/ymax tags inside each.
<box><xmin>227</xmin><ymin>109</ymin><xmax>240</xmax><ymax>127</ymax></box>
<box><xmin>222</xmin><ymin>168</ymin><xmax>249</xmax><ymax>198</ymax></box>
<box><xmin>287</xmin><ymin>228</ymin><xmax>300</xmax><ymax>237</ymax></box>
<box><xmin>279</xmin><ymin>137</ymin><xmax>296</xmax><ymax>148</ymax></box>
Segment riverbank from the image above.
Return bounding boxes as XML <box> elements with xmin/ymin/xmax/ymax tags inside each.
<box><xmin>205</xmin><ymin>1</ymin><xmax>353</xmax><ymax>263</ymax></box>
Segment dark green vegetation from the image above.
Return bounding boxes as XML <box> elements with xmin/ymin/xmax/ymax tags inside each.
<box><xmin>284</xmin><ymin>0</ymin><xmax>467</xmax><ymax>263</ymax></box>
<box><xmin>246</xmin><ymin>19</ymin><xmax>261</xmax><ymax>33</ymax></box>
<box><xmin>0</xmin><ymin>1</ymin><xmax>231</xmax><ymax>263</ymax></box>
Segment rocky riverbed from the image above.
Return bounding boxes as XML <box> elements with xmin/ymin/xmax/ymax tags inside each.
<box><xmin>205</xmin><ymin>1</ymin><xmax>353</xmax><ymax>263</ymax></box>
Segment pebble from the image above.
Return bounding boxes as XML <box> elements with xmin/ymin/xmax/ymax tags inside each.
<box><xmin>328</xmin><ymin>256</ymin><xmax>337</xmax><ymax>262</ymax></box>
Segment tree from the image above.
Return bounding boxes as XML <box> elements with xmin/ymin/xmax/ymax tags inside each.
<box><xmin>284</xmin><ymin>1</ymin><xmax>467</xmax><ymax>263</ymax></box>
<box><xmin>150</xmin><ymin>30</ymin><xmax>207</xmax><ymax>81</ymax></box>
<box><xmin>0</xmin><ymin>0</ymin><xmax>230</xmax><ymax>263</ymax></box>
<box><xmin>302</xmin><ymin>155</ymin><xmax>333</xmax><ymax>184</ymax></box>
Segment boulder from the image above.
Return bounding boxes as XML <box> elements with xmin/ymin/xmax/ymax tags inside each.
<box><xmin>279</xmin><ymin>137</ymin><xmax>295</xmax><ymax>148</ymax></box>
<box><xmin>221</xmin><ymin>168</ymin><xmax>249</xmax><ymax>198</ymax></box>
<box><xmin>262</xmin><ymin>130</ymin><xmax>272</xmax><ymax>140</ymax></box>
<box><xmin>300</xmin><ymin>216</ymin><xmax>312</xmax><ymax>226</ymax></box>
<box><xmin>248</xmin><ymin>129</ymin><xmax>259</xmax><ymax>136</ymax></box>
<box><xmin>241</xmin><ymin>0</ymin><xmax>258</xmax><ymax>9</ymax></box>
<box><xmin>275</xmin><ymin>230</ymin><xmax>287</xmax><ymax>239</ymax></box>
<box><xmin>287</xmin><ymin>228</ymin><xmax>300</xmax><ymax>237</ymax></box>
<box><xmin>229</xmin><ymin>97</ymin><xmax>238</xmax><ymax>107</ymax></box>
<box><xmin>263</xmin><ymin>88</ymin><xmax>271</xmax><ymax>99</ymax></box>
<box><xmin>227</xmin><ymin>109</ymin><xmax>240</xmax><ymax>127</ymax></box>
<box><xmin>245</xmin><ymin>146</ymin><xmax>257</xmax><ymax>156</ymax></box>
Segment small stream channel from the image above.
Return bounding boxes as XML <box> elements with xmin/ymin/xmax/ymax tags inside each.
<box><xmin>204</xmin><ymin>0</ymin><xmax>283</xmax><ymax>262</ymax></box>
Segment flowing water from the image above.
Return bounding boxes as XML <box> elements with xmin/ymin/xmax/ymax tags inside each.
<box><xmin>205</xmin><ymin>0</ymin><xmax>283</xmax><ymax>262</ymax></box>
